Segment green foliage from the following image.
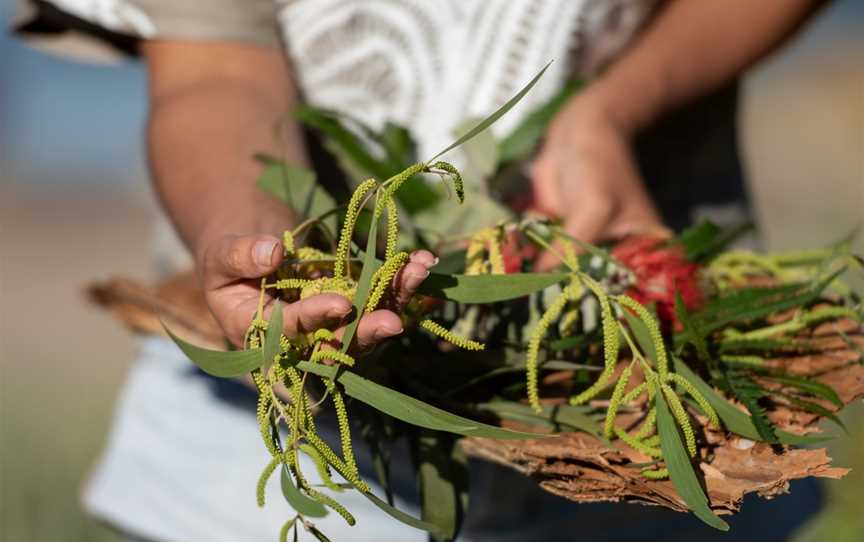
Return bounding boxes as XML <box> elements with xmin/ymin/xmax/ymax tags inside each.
<box><xmin>417</xmin><ymin>272</ymin><xmax>569</xmax><ymax>303</ymax></box>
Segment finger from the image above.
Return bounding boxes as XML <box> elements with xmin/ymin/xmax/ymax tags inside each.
<box><xmin>352</xmin><ymin>310</ymin><xmax>403</xmax><ymax>351</ymax></box>
<box><xmin>409</xmin><ymin>250</ymin><xmax>438</xmax><ymax>269</ymax></box>
<box><xmin>529</xmin><ymin>156</ymin><xmax>563</xmax><ymax>217</ymax></box>
<box><xmin>203</xmin><ymin>234</ymin><xmax>282</xmax><ymax>289</ymax></box>
<box><xmin>392</xmin><ymin>261</ymin><xmax>430</xmax><ymax>307</ymax></box>
<box><xmin>278</xmin><ymin>293</ymin><xmax>352</xmax><ymax>337</ymax></box>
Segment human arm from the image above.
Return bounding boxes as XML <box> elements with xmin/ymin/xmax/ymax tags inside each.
<box><xmin>533</xmin><ymin>0</ymin><xmax>828</xmax><ymax>268</ymax></box>
<box><xmin>144</xmin><ymin>41</ymin><xmax>434</xmax><ymax>346</ymax></box>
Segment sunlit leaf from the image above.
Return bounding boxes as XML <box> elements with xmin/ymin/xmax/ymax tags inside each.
<box><xmin>417</xmin><ymin>272</ymin><xmax>569</xmax><ymax>304</ymax></box>
<box><xmin>655</xmin><ymin>389</ymin><xmax>729</xmax><ymax>531</ymax></box>
<box><xmin>297</xmin><ymin>362</ymin><xmax>543</xmax><ymax>440</ymax></box>
<box><xmin>280</xmin><ymin>465</ymin><xmax>328</xmax><ymax>518</ymax></box>
<box><xmin>164</xmin><ymin>325</ymin><xmax>261</xmax><ymax>378</ymax></box>
<box><xmin>262</xmin><ymin>300</ymin><xmax>283</xmax><ymax>372</ymax></box>
<box><xmin>427</xmin><ymin>62</ymin><xmax>551</xmax><ymax>162</ymax></box>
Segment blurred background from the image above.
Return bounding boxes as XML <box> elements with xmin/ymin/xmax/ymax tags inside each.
<box><xmin>0</xmin><ymin>1</ymin><xmax>861</xmax><ymax>541</ymax></box>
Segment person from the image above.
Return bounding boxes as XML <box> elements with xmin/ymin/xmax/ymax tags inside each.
<box><xmin>14</xmin><ymin>1</ymin><xmax>830</xmax><ymax>540</ymax></box>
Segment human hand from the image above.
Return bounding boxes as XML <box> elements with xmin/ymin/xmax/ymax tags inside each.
<box><xmin>531</xmin><ymin>93</ymin><xmax>667</xmax><ymax>270</ymax></box>
<box><xmin>198</xmin><ymin>233</ymin><xmax>436</xmax><ymax>349</ymax></box>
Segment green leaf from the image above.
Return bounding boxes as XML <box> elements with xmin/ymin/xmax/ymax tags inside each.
<box><xmin>262</xmin><ymin>300</ymin><xmax>283</xmax><ymax>372</ymax></box>
<box><xmin>762</xmin><ymin>374</ymin><xmax>843</xmax><ymax>408</ymax></box>
<box><xmin>308</xmin><ymin>525</ymin><xmax>333</xmax><ymax>542</ymax></box>
<box><xmin>672</xmin><ymin>358</ymin><xmax>830</xmax><ymax>445</ymax></box>
<box><xmin>498</xmin><ymin>79</ymin><xmax>582</xmax><ymax>164</ymax></box>
<box><xmin>414</xmin><ymin>431</ymin><xmax>468</xmax><ymax>541</ymax></box>
<box><xmin>655</xmin><ymin>389</ymin><xmax>729</xmax><ymax>531</ymax></box>
<box><xmin>478</xmin><ymin>402</ymin><xmax>601</xmax><ymax>439</ymax></box>
<box><xmin>297</xmin><ymin>362</ymin><xmax>543</xmax><ymax>440</ymax></box>
<box><xmin>279</xmin><ymin>465</ymin><xmax>328</xmax><ymax>518</ymax></box>
<box><xmin>783</xmin><ymin>396</ymin><xmax>848</xmax><ymax>434</ymax></box>
<box><xmin>360</xmin><ymin>490</ymin><xmax>447</xmax><ymax>537</ymax></box>
<box><xmin>427</xmin><ymin>62</ymin><xmax>551</xmax><ymax>162</ymax></box>
<box><xmin>675</xmin><ymin>221</ymin><xmax>722</xmax><ymax>261</ymax></box>
<box><xmin>452</xmin><ymin>117</ymin><xmax>499</xmax><ymax>183</ymax></box>
<box><xmin>339</xmin><ymin>193</ymin><xmax>381</xmax><ymax>353</ymax></box>
<box><xmin>164</xmin><ymin>325</ymin><xmax>262</xmax><ymax>378</ymax></box>
<box><xmin>417</xmin><ymin>272</ymin><xmax>569</xmax><ymax>304</ymax></box>
<box><xmin>622</xmin><ymin>309</ymin><xmax>658</xmax><ymax>363</ymax></box>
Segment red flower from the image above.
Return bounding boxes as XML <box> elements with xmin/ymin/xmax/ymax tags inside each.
<box><xmin>501</xmin><ymin>230</ymin><xmax>539</xmax><ymax>273</ymax></box>
<box><xmin>611</xmin><ymin>235</ymin><xmax>704</xmax><ymax>329</ymax></box>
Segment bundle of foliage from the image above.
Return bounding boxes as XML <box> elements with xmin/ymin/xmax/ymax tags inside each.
<box><xmin>163</xmin><ymin>68</ymin><xmax>863</xmax><ymax>541</ymax></box>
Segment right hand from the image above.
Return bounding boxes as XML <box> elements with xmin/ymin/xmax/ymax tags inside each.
<box><xmin>198</xmin><ymin>233</ymin><xmax>437</xmax><ymax>349</ymax></box>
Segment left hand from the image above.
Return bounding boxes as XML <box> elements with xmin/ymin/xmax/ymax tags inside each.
<box><xmin>531</xmin><ymin>93</ymin><xmax>666</xmax><ymax>270</ymax></box>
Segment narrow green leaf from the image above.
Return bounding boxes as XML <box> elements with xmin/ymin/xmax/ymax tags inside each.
<box><xmin>279</xmin><ymin>465</ymin><xmax>328</xmax><ymax>518</ymax></box>
<box><xmin>452</xmin><ymin>117</ymin><xmax>499</xmax><ymax>183</ymax></box>
<box><xmin>622</xmin><ymin>309</ymin><xmax>658</xmax><ymax>363</ymax></box>
<box><xmin>478</xmin><ymin>402</ymin><xmax>601</xmax><ymax>439</ymax></box>
<box><xmin>783</xmin><ymin>396</ymin><xmax>848</xmax><ymax>434</ymax></box>
<box><xmin>427</xmin><ymin>62</ymin><xmax>551</xmax><ymax>162</ymax></box>
<box><xmin>672</xmin><ymin>358</ymin><xmax>830</xmax><ymax>445</ymax></box>
<box><xmin>417</xmin><ymin>272</ymin><xmax>569</xmax><ymax>304</ymax></box>
<box><xmin>762</xmin><ymin>374</ymin><xmax>843</xmax><ymax>408</ymax></box>
<box><xmin>164</xmin><ymin>325</ymin><xmax>261</xmax><ymax>378</ymax></box>
<box><xmin>361</xmin><ymin>490</ymin><xmax>447</xmax><ymax>537</ymax></box>
<box><xmin>308</xmin><ymin>526</ymin><xmax>333</xmax><ymax>542</ymax></box>
<box><xmin>262</xmin><ymin>300</ymin><xmax>283</xmax><ymax>372</ymax></box>
<box><xmin>655</xmin><ymin>390</ymin><xmax>729</xmax><ymax>531</ymax></box>
<box><xmin>297</xmin><ymin>362</ymin><xmax>543</xmax><ymax>440</ymax></box>
<box><xmin>340</xmin><ymin>194</ymin><xmax>380</xmax><ymax>353</ymax></box>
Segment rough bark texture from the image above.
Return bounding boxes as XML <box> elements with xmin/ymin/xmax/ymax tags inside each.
<box><xmin>88</xmin><ymin>272</ymin><xmax>863</xmax><ymax>515</ymax></box>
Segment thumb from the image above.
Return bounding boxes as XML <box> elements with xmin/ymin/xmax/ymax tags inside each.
<box><xmin>203</xmin><ymin>234</ymin><xmax>282</xmax><ymax>289</ymax></box>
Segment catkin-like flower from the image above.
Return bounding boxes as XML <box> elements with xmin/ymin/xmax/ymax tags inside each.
<box><xmin>570</xmin><ymin>276</ymin><xmax>620</xmax><ymax>405</ymax></box>
<box><xmin>309</xmin><ymin>350</ymin><xmax>356</xmax><ymax>367</ymax></box>
<box><xmin>465</xmin><ymin>228</ymin><xmax>493</xmax><ymax>275</ymax></box>
<box><xmin>487</xmin><ymin>227</ymin><xmax>506</xmax><ymax>275</ymax></box>
<box><xmin>270</xmin><ymin>278</ymin><xmax>314</xmax><ymax>290</ymax></box>
<box><xmin>641</xmin><ymin>468</ymin><xmax>669</xmax><ymax>480</ymax></box>
<box><xmin>664</xmin><ymin>373</ymin><xmax>720</xmax><ymax>428</ymax></box>
<box><xmin>282</xmin><ymin>230</ymin><xmax>295</xmax><ymax>256</ymax></box>
<box><xmin>620</xmin><ymin>382</ymin><xmax>649</xmax><ymax>405</ymax></box>
<box><xmin>335</xmin><ymin>178</ymin><xmax>378</xmax><ymax>278</ymax></box>
<box><xmin>299</xmin><ymin>443</ymin><xmax>343</xmax><ymax>493</ymax></box>
<box><xmin>304</xmin><ymin>431</ymin><xmax>369</xmax><ymax>491</ymax></box>
<box><xmin>324</xmin><ymin>381</ymin><xmax>360</xmax><ymax>478</ymax></box>
<box><xmin>614</xmin><ymin>426</ymin><xmax>663</xmax><ymax>458</ymax></box>
<box><xmin>256</xmin><ymin>389</ymin><xmax>277</xmax><ymax>456</ymax></box>
<box><xmin>420</xmin><ymin>319</ymin><xmax>486</xmax><ymax>351</ymax></box>
<box><xmin>662</xmin><ymin>383</ymin><xmax>697</xmax><ymax>457</ymax></box>
<box><xmin>385</xmin><ymin>197</ymin><xmax>399</xmax><ymax>261</ymax></box>
<box><xmin>526</xmin><ymin>284</ymin><xmax>577</xmax><ymax>413</ymax></box>
<box><xmin>633</xmin><ymin>407</ymin><xmax>658</xmax><ymax>439</ymax></box>
<box><xmin>296</xmin><ymin>246</ymin><xmax>331</xmax><ymax>262</ymax></box>
<box><xmin>428</xmin><ymin>161</ymin><xmax>465</xmax><ymax>203</ymax></box>
<box><xmin>312</xmin><ymin>328</ymin><xmax>337</xmax><ymax>343</ymax></box>
<box><xmin>615</xmin><ymin>294</ymin><xmax>669</xmax><ymax>376</ymax></box>
<box><xmin>278</xmin><ymin>518</ymin><xmax>296</xmax><ymax>542</ymax></box>
<box><xmin>376</xmin><ymin>163</ymin><xmax>428</xmax><ymax>215</ymax></box>
<box><xmin>256</xmin><ymin>455</ymin><xmax>280</xmax><ymax>507</ymax></box>
<box><xmin>604</xmin><ymin>360</ymin><xmax>635</xmax><ymax>437</ymax></box>
<box><xmin>366</xmin><ymin>252</ymin><xmax>409</xmax><ymax>311</ymax></box>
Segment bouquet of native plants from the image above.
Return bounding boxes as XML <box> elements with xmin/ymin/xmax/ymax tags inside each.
<box><xmin>94</xmin><ymin>66</ymin><xmax>863</xmax><ymax>541</ymax></box>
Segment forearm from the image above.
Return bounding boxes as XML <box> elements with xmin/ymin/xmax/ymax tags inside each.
<box><xmin>586</xmin><ymin>0</ymin><xmax>827</xmax><ymax>135</ymax></box>
<box><xmin>144</xmin><ymin>42</ymin><xmax>305</xmax><ymax>263</ymax></box>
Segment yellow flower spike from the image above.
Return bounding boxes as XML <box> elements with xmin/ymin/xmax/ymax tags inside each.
<box><xmin>256</xmin><ymin>388</ymin><xmax>277</xmax><ymax>456</ymax></box>
<box><xmin>427</xmin><ymin>160</ymin><xmax>465</xmax><ymax>203</ymax></box>
<box><xmin>633</xmin><ymin>407</ymin><xmax>658</xmax><ymax>440</ymax></box>
<box><xmin>366</xmin><ymin>252</ymin><xmax>410</xmax><ymax>311</ymax></box>
<box><xmin>614</xmin><ymin>426</ymin><xmax>663</xmax><ymax>458</ymax></box>
<box><xmin>255</xmin><ymin>455</ymin><xmax>280</xmax><ymax>507</ymax></box>
<box><xmin>269</xmin><ymin>278</ymin><xmax>315</xmax><ymax>290</ymax></box>
<box><xmin>664</xmin><ymin>373</ymin><xmax>720</xmax><ymax>428</ymax></box>
<box><xmin>295</xmin><ymin>246</ymin><xmax>330</xmax><ymax>262</ymax></box>
<box><xmin>661</xmin><ymin>383</ymin><xmax>697</xmax><ymax>457</ymax></box>
<box><xmin>525</xmin><ymin>283</ymin><xmax>579</xmax><ymax>413</ymax></box>
<box><xmin>299</xmin><ymin>443</ymin><xmax>343</xmax><ymax>493</ymax></box>
<box><xmin>464</xmin><ymin>228</ymin><xmax>493</xmax><ymax>275</ymax></box>
<box><xmin>641</xmin><ymin>468</ymin><xmax>669</xmax><ymax>480</ymax></box>
<box><xmin>282</xmin><ymin>230</ymin><xmax>295</xmax><ymax>256</ymax></box>
<box><xmin>570</xmin><ymin>276</ymin><xmax>620</xmax><ymax>405</ymax></box>
<box><xmin>303</xmin><ymin>431</ymin><xmax>369</xmax><ymax>492</ymax></box>
<box><xmin>312</xmin><ymin>328</ymin><xmax>337</xmax><ymax>343</ymax></box>
<box><xmin>335</xmin><ymin>178</ymin><xmax>378</xmax><ymax>279</ymax></box>
<box><xmin>309</xmin><ymin>350</ymin><xmax>356</xmax><ymax>367</ymax></box>
<box><xmin>376</xmin><ymin>163</ymin><xmax>428</xmax><ymax>215</ymax></box>
<box><xmin>604</xmin><ymin>360</ymin><xmax>636</xmax><ymax>438</ymax></box>
<box><xmin>619</xmin><ymin>381</ymin><xmax>649</xmax><ymax>405</ymax></box>
<box><xmin>615</xmin><ymin>294</ymin><xmax>669</xmax><ymax>377</ymax></box>
<box><xmin>384</xmin><ymin>197</ymin><xmax>399</xmax><ymax>261</ymax></box>
<box><xmin>324</xmin><ymin>381</ymin><xmax>360</xmax><ymax>478</ymax></box>
<box><xmin>420</xmin><ymin>319</ymin><xmax>486</xmax><ymax>351</ymax></box>
<box><xmin>487</xmin><ymin>227</ymin><xmax>506</xmax><ymax>275</ymax></box>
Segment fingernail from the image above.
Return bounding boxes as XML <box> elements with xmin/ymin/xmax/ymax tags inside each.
<box><xmin>374</xmin><ymin>326</ymin><xmax>403</xmax><ymax>340</ymax></box>
<box><xmin>431</xmin><ymin>256</ymin><xmax>440</xmax><ymax>266</ymax></box>
<box><xmin>254</xmin><ymin>240</ymin><xmax>278</xmax><ymax>267</ymax></box>
<box><xmin>327</xmin><ymin>305</ymin><xmax>350</xmax><ymax>319</ymax></box>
